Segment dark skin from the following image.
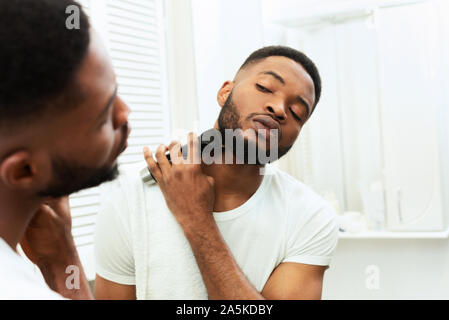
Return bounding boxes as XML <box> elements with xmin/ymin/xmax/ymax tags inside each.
<box><xmin>0</xmin><ymin>30</ymin><xmax>130</xmax><ymax>299</ymax></box>
<box><xmin>95</xmin><ymin>56</ymin><xmax>326</xmax><ymax>300</ymax></box>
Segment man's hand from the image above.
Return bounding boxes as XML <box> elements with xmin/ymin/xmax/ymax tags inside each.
<box><xmin>143</xmin><ymin>132</ymin><xmax>215</xmax><ymax>230</ymax></box>
<box><xmin>20</xmin><ymin>197</ymin><xmax>74</xmax><ymax>265</ymax></box>
<box><xmin>20</xmin><ymin>197</ymin><xmax>93</xmax><ymax>299</ymax></box>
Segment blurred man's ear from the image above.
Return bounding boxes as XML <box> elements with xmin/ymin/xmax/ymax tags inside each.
<box><xmin>217</xmin><ymin>81</ymin><xmax>234</xmax><ymax>108</ymax></box>
<box><xmin>0</xmin><ymin>151</ymin><xmax>51</xmax><ymax>193</ymax></box>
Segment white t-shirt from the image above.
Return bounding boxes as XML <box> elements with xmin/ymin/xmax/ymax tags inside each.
<box><xmin>0</xmin><ymin>237</ymin><xmax>63</xmax><ymax>300</ymax></box>
<box><xmin>94</xmin><ymin>162</ymin><xmax>339</xmax><ymax>299</ymax></box>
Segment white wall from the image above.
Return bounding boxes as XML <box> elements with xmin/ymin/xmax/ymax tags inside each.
<box><xmin>191</xmin><ymin>0</ymin><xmax>265</xmax><ymax>132</ymax></box>
<box><xmin>165</xmin><ymin>0</ymin><xmax>199</xmax><ymax>136</ymax></box>
<box><xmin>262</xmin><ymin>0</ymin><xmax>429</xmax><ymax>23</ymax></box>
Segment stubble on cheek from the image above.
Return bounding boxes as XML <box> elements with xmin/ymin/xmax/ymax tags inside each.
<box><xmin>220</xmin><ymin>107</ymin><xmax>241</xmax><ymax>130</ymax></box>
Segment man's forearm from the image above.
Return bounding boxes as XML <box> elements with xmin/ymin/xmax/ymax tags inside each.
<box><xmin>37</xmin><ymin>241</ymin><xmax>93</xmax><ymax>300</ymax></box>
<box><xmin>182</xmin><ymin>216</ymin><xmax>265</xmax><ymax>300</ymax></box>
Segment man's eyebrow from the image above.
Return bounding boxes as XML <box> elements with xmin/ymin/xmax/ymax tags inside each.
<box><xmin>97</xmin><ymin>85</ymin><xmax>118</xmax><ymax>121</ymax></box>
<box><xmin>296</xmin><ymin>95</ymin><xmax>311</xmax><ymax>118</ymax></box>
<box><xmin>260</xmin><ymin>71</ymin><xmax>285</xmax><ymax>85</ymax></box>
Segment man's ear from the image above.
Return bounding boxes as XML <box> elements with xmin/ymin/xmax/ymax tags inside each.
<box><xmin>217</xmin><ymin>81</ymin><xmax>234</xmax><ymax>108</ymax></box>
<box><xmin>0</xmin><ymin>151</ymin><xmax>50</xmax><ymax>192</ymax></box>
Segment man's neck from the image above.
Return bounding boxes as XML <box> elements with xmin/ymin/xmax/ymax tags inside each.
<box><xmin>0</xmin><ymin>187</ymin><xmax>40</xmax><ymax>251</ymax></box>
<box><xmin>201</xmin><ymin>159</ymin><xmax>265</xmax><ymax>213</ymax></box>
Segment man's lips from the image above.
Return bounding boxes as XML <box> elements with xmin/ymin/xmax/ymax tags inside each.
<box><xmin>252</xmin><ymin>115</ymin><xmax>281</xmax><ymax>138</ymax></box>
<box><xmin>118</xmin><ymin>126</ymin><xmax>131</xmax><ymax>155</ymax></box>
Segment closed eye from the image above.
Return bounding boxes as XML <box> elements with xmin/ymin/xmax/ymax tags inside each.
<box><xmin>256</xmin><ymin>84</ymin><xmax>272</xmax><ymax>93</ymax></box>
<box><xmin>290</xmin><ymin>108</ymin><xmax>302</xmax><ymax>123</ymax></box>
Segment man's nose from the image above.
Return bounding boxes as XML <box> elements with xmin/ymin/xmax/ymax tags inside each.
<box><xmin>264</xmin><ymin>101</ymin><xmax>287</xmax><ymax>122</ymax></box>
<box><xmin>114</xmin><ymin>96</ymin><xmax>131</xmax><ymax>130</ymax></box>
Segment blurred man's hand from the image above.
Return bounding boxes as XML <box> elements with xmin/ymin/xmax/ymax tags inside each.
<box><xmin>20</xmin><ymin>196</ymin><xmax>75</xmax><ymax>265</ymax></box>
<box><xmin>20</xmin><ymin>197</ymin><xmax>93</xmax><ymax>299</ymax></box>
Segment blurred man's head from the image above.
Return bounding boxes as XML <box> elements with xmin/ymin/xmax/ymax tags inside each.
<box><xmin>0</xmin><ymin>0</ymin><xmax>130</xmax><ymax>198</ymax></box>
<box><xmin>216</xmin><ymin>46</ymin><xmax>321</xmax><ymax>163</ymax></box>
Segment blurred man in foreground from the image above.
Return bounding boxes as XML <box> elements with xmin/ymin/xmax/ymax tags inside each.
<box><xmin>0</xmin><ymin>0</ymin><xmax>130</xmax><ymax>299</ymax></box>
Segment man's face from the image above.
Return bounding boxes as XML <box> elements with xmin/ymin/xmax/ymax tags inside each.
<box><xmin>217</xmin><ymin>56</ymin><xmax>315</xmax><ymax>162</ymax></box>
<box><xmin>38</xmin><ymin>31</ymin><xmax>131</xmax><ymax>197</ymax></box>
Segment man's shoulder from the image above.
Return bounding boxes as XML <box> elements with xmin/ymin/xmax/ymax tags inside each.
<box><xmin>268</xmin><ymin>165</ymin><xmax>324</xmax><ymax>201</ymax></box>
<box><xmin>99</xmin><ymin>161</ymin><xmax>163</xmax><ymax>216</ymax></box>
<box><xmin>0</xmin><ymin>272</ymin><xmax>65</xmax><ymax>300</ymax></box>
<box><xmin>103</xmin><ymin>161</ymin><xmax>157</xmax><ymax>196</ymax></box>
<box><xmin>268</xmin><ymin>165</ymin><xmax>336</xmax><ymax>217</ymax></box>
<box><xmin>0</xmin><ymin>247</ymin><xmax>64</xmax><ymax>300</ymax></box>
<box><xmin>0</xmin><ymin>272</ymin><xmax>64</xmax><ymax>299</ymax></box>
<box><xmin>118</xmin><ymin>161</ymin><xmax>148</xmax><ymax>185</ymax></box>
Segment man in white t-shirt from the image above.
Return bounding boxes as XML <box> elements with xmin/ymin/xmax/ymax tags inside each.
<box><xmin>0</xmin><ymin>0</ymin><xmax>130</xmax><ymax>299</ymax></box>
<box><xmin>94</xmin><ymin>46</ymin><xmax>339</xmax><ymax>300</ymax></box>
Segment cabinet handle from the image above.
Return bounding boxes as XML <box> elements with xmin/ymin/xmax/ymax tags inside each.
<box><xmin>397</xmin><ymin>188</ymin><xmax>403</xmax><ymax>224</ymax></box>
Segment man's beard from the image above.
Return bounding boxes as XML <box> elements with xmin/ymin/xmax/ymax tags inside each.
<box><xmin>217</xmin><ymin>91</ymin><xmax>292</xmax><ymax>165</ymax></box>
<box><xmin>38</xmin><ymin>123</ymin><xmax>129</xmax><ymax>198</ymax></box>
<box><xmin>37</xmin><ymin>159</ymin><xmax>119</xmax><ymax>198</ymax></box>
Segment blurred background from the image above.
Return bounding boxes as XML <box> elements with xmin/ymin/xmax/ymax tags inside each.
<box><xmin>67</xmin><ymin>0</ymin><xmax>449</xmax><ymax>299</ymax></box>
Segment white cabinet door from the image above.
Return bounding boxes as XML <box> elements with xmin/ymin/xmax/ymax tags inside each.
<box><xmin>377</xmin><ymin>2</ymin><xmax>445</xmax><ymax>231</ymax></box>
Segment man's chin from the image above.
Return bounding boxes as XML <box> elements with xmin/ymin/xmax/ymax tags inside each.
<box><xmin>77</xmin><ymin>163</ymin><xmax>120</xmax><ymax>191</ymax></box>
<box><xmin>38</xmin><ymin>163</ymin><xmax>120</xmax><ymax>198</ymax></box>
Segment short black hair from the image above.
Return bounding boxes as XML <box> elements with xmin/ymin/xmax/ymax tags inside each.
<box><xmin>0</xmin><ymin>0</ymin><xmax>90</xmax><ymax>129</ymax></box>
<box><xmin>239</xmin><ymin>45</ymin><xmax>322</xmax><ymax>113</ymax></box>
